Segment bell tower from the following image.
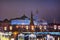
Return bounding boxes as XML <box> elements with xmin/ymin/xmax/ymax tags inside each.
<box><xmin>30</xmin><ymin>11</ymin><xmax>34</xmax><ymax>25</ymax></box>
<box><xmin>30</xmin><ymin>11</ymin><xmax>35</xmax><ymax>32</ymax></box>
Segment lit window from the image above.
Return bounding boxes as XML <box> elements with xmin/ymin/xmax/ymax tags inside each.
<box><xmin>26</xmin><ymin>26</ymin><xmax>28</xmax><ymax>30</ymax></box>
<box><xmin>54</xmin><ymin>25</ymin><xmax>57</xmax><ymax>30</ymax></box>
<box><xmin>58</xmin><ymin>37</ymin><xmax>60</xmax><ymax>40</ymax></box>
<box><xmin>16</xmin><ymin>25</ymin><xmax>19</xmax><ymax>28</ymax></box>
<box><xmin>44</xmin><ymin>26</ymin><xmax>46</xmax><ymax>29</ymax></box>
<box><xmin>31</xmin><ymin>26</ymin><xmax>34</xmax><ymax>30</ymax></box>
<box><xmin>58</xmin><ymin>26</ymin><xmax>60</xmax><ymax>30</ymax></box>
<box><xmin>39</xmin><ymin>25</ymin><xmax>42</xmax><ymax>29</ymax></box>
<box><xmin>22</xmin><ymin>26</ymin><xmax>23</xmax><ymax>28</ymax></box>
<box><xmin>10</xmin><ymin>26</ymin><xmax>12</xmax><ymax>30</ymax></box>
<box><xmin>4</xmin><ymin>27</ymin><xmax>7</xmax><ymax>30</ymax></box>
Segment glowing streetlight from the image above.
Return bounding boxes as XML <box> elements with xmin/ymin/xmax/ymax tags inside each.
<box><xmin>11</xmin><ymin>38</ymin><xmax>14</xmax><ymax>40</ymax></box>
<box><xmin>13</xmin><ymin>31</ymin><xmax>19</xmax><ymax>38</ymax></box>
<box><xmin>13</xmin><ymin>31</ymin><xmax>18</xmax><ymax>35</ymax></box>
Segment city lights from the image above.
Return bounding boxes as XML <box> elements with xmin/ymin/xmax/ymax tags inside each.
<box><xmin>0</xmin><ymin>8</ymin><xmax>60</xmax><ymax>40</ymax></box>
<box><xmin>26</xmin><ymin>26</ymin><xmax>28</xmax><ymax>30</ymax></box>
<box><xmin>4</xmin><ymin>26</ymin><xmax>7</xmax><ymax>31</ymax></box>
<box><xmin>18</xmin><ymin>33</ymin><xmax>24</xmax><ymax>40</ymax></box>
<box><xmin>0</xmin><ymin>32</ymin><xmax>9</xmax><ymax>40</ymax></box>
<box><xmin>31</xmin><ymin>25</ymin><xmax>34</xmax><ymax>31</ymax></box>
<box><xmin>16</xmin><ymin>25</ymin><xmax>19</xmax><ymax>28</ymax></box>
<box><xmin>39</xmin><ymin>25</ymin><xmax>42</xmax><ymax>29</ymax></box>
<box><xmin>11</xmin><ymin>38</ymin><xmax>14</xmax><ymax>40</ymax></box>
<box><xmin>54</xmin><ymin>25</ymin><xmax>57</xmax><ymax>30</ymax></box>
<box><xmin>58</xmin><ymin>26</ymin><xmax>60</xmax><ymax>30</ymax></box>
<box><xmin>44</xmin><ymin>25</ymin><xmax>47</xmax><ymax>29</ymax></box>
<box><xmin>29</xmin><ymin>33</ymin><xmax>36</xmax><ymax>40</ymax></box>
<box><xmin>13</xmin><ymin>31</ymin><xmax>18</xmax><ymax>35</ymax></box>
<box><xmin>10</xmin><ymin>26</ymin><xmax>12</xmax><ymax>30</ymax></box>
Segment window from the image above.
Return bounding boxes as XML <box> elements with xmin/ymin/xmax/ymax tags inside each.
<box><xmin>4</xmin><ymin>27</ymin><xmax>7</xmax><ymax>30</ymax></box>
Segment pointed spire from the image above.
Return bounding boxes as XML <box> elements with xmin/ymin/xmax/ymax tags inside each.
<box><xmin>30</xmin><ymin>11</ymin><xmax>35</xmax><ymax>32</ymax></box>
<box><xmin>30</xmin><ymin>11</ymin><xmax>34</xmax><ymax>25</ymax></box>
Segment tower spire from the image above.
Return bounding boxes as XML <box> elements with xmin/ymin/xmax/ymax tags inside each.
<box><xmin>30</xmin><ymin>11</ymin><xmax>34</xmax><ymax>25</ymax></box>
<box><xmin>30</xmin><ymin>11</ymin><xmax>35</xmax><ymax>32</ymax></box>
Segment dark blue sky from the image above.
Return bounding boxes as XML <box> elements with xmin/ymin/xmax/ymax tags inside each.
<box><xmin>0</xmin><ymin>0</ymin><xmax>60</xmax><ymax>23</ymax></box>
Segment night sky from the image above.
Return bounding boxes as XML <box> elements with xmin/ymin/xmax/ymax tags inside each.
<box><xmin>0</xmin><ymin>0</ymin><xmax>60</xmax><ymax>23</ymax></box>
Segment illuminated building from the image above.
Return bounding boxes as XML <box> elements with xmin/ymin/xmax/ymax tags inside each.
<box><xmin>0</xmin><ymin>11</ymin><xmax>60</xmax><ymax>40</ymax></box>
<box><xmin>10</xmin><ymin>14</ymin><xmax>37</xmax><ymax>26</ymax></box>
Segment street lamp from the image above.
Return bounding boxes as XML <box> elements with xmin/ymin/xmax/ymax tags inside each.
<box><xmin>13</xmin><ymin>31</ymin><xmax>18</xmax><ymax>36</ymax></box>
